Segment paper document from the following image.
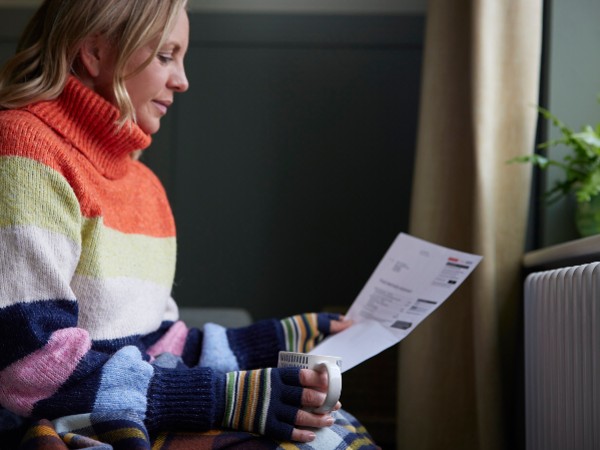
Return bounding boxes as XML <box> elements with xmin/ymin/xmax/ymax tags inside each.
<box><xmin>310</xmin><ymin>233</ymin><xmax>482</xmax><ymax>372</ymax></box>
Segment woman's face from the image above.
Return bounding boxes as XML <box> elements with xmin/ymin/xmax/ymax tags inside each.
<box><xmin>124</xmin><ymin>9</ymin><xmax>190</xmax><ymax>134</ymax></box>
<box><xmin>86</xmin><ymin>8</ymin><xmax>190</xmax><ymax>135</ymax></box>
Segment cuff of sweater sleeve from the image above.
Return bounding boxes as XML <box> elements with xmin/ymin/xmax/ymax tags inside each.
<box><xmin>226</xmin><ymin>319</ymin><xmax>284</xmax><ymax>369</ymax></box>
<box><xmin>145</xmin><ymin>366</ymin><xmax>225</xmax><ymax>433</ymax></box>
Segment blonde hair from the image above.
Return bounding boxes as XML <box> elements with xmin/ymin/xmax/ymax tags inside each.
<box><xmin>0</xmin><ymin>0</ymin><xmax>187</xmax><ymax>125</ymax></box>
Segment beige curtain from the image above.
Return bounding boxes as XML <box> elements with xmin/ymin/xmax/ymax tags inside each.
<box><xmin>397</xmin><ymin>0</ymin><xmax>543</xmax><ymax>449</ymax></box>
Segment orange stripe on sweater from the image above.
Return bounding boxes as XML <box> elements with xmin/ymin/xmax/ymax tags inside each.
<box><xmin>0</xmin><ymin>112</ymin><xmax>175</xmax><ymax>237</ymax></box>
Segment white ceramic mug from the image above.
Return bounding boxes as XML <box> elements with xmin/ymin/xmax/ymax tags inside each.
<box><xmin>277</xmin><ymin>351</ymin><xmax>342</xmax><ymax>414</ymax></box>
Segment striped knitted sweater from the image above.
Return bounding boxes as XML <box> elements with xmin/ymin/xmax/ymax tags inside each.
<box><xmin>0</xmin><ymin>76</ymin><xmax>287</xmax><ymax>433</ymax></box>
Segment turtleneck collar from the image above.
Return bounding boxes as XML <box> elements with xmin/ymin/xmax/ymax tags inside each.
<box><xmin>26</xmin><ymin>76</ymin><xmax>152</xmax><ymax>179</ymax></box>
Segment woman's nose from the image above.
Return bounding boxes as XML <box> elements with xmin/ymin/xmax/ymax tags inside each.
<box><xmin>171</xmin><ymin>66</ymin><xmax>189</xmax><ymax>93</ymax></box>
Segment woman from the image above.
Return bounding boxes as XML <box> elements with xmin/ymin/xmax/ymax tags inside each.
<box><xmin>0</xmin><ymin>0</ymin><xmax>378</xmax><ymax>448</ymax></box>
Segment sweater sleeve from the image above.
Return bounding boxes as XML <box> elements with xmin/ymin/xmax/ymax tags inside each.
<box><xmin>0</xmin><ymin>155</ymin><xmax>225</xmax><ymax>432</ymax></box>
<box><xmin>195</xmin><ymin>319</ymin><xmax>284</xmax><ymax>372</ymax></box>
<box><xmin>193</xmin><ymin>312</ymin><xmax>340</xmax><ymax>372</ymax></box>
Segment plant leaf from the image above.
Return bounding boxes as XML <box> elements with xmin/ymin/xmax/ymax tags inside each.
<box><xmin>573</xmin><ymin>126</ymin><xmax>600</xmax><ymax>148</ymax></box>
<box><xmin>506</xmin><ymin>154</ymin><xmax>549</xmax><ymax>168</ymax></box>
<box><xmin>508</xmin><ymin>102</ymin><xmax>600</xmax><ymax>204</ymax></box>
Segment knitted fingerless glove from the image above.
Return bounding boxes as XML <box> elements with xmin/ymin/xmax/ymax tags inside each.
<box><xmin>198</xmin><ymin>312</ymin><xmax>341</xmax><ymax>371</ymax></box>
<box><xmin>222</xmin><ymin>367</ymin><xmax>303</xmax><ymax>441</ymax></box>
<box><xmin>279</xmin><ymin>312</ymin><xmax>341</xmax><ymax>353</ymax></box>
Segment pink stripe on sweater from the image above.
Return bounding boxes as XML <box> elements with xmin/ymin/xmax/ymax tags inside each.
<box><xmin>0</xmin><ymin>328</ymin><xmax>91</xmax><ymax>416</ymax></box>
<box><xmin>146</xmin><ymin>320</ymin><xmax>188</xmax><ymax>360</ymax></box>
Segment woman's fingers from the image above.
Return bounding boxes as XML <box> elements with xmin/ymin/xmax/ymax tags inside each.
<box><xmin>290</xmin><ymin>410</ymin><xmax>336</xmax><ymax>442</ymax></box>
<box><xmin>297</xmin><ymin>409</ymin><xmax>335</xmax><ymax>428</ymax></box>
<box><xmin>288</xmin><ymin>369</ymin><xmax>342</xmax><ymax>442</ymax></box>
<box><xmin>291</xmin><ymin>428</ymin><xmax>317</xmax><ymax>443</ymax></box>
<box><xmin>298</xmin><ymin>368</ymin><xmax>342</xmax><ymax>409</ymax></box>
<box><xmin>296</xmin><ymin>409</ymin><xmax>335</xmax><ymax>431</ymax></box>
<box><xmin>301</xmin><ymin>384</ymin><xmax>327</xmax><ymax>407</ymax></box>
<box><xmin>299</xmin><ymin>368</ymin><xmax>328</xmax><ymax>390</ymax></box>
<box><xmin>330</xmin><ymin>317</ymin><xmax>353</xmax><ymax>334</ymax></box>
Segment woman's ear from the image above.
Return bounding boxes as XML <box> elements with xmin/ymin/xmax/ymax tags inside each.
<box><xmin>74</xmin><ymin>34</ymin><xmax>117</xmax><ymax>103</ymax></box>
<box><xmin>78</xmin><ymin>35</ymin><xmax>112</xmax><ymax>79</ymax></box>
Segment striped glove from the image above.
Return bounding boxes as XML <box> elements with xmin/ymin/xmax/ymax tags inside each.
<box><xmin>279</xmin><ymin>312</ymin><xmax>341</xmax><ymax>353</ymax></box>
<box><xmin>197</xmin><ymin>312</ymin><xmax>341</xmax><ymax>372</ymax></box>
<box><xmin>222</xmin><ymin>367</ymin><xmax>303</xmax><ymax>440</ymax></box>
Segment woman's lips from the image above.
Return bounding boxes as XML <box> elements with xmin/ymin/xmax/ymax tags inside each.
<box><xmin>153</xmin><ymin>100</ymin><xmax>170</xmax><ymax>115</ymax></box>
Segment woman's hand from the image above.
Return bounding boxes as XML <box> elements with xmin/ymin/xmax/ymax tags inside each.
<box><xmin>330</xmin><ymin>315</ymin><xmax>353</xmax><ymax>334</ymax></box>
<box><xmin>279</xmin><ymin>312</ymin><xmax>353</xmax><ymax>353</ymax></box>
<box><xmin>223</xmin><ymin>365</ymin><xmax>345</xmax><ymax>443</ymax></box>
<box><xmin>290</xmin><ymin>368</ymin><xmax>342</xmax><ymax>442</ymax></box>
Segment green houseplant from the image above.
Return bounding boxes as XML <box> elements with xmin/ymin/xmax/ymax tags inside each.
<box><xmin>509</xmin><ymin>104</ymin><xmax>600</xmax><ymax>237</ymax></box>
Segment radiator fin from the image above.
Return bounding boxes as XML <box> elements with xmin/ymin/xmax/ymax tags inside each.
<box><xmin>525</xmin><ymin>262</ymin><xmax>600</xmax><ymax>450</ymax></box>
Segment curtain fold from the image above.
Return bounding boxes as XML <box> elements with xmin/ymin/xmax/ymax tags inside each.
<box><xmin>397</xmin><ymin>0</ymin><xmax>543</xmax><ymax>449</ymax></box>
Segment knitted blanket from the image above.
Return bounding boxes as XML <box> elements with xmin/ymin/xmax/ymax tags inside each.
<box><xmin>13</xmin><ymin>410</ymin><xmax>379</xmax><ymax>450</ymax></box>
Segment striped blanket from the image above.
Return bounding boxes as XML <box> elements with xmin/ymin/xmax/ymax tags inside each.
<box><xmin>9</xmin><ymin>409</ymin><xmax>380</xmax><ymax>450</ymax></box>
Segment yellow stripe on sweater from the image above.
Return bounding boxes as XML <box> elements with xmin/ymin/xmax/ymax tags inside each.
<box><xmin>0</xmin><ymin>156</ymin><xmax>81</xmax><ymax>242</ymax></box>
<box><xmin>77</xmin><ymin>217</ymin><xmax>176</xmax><ymax>286</ymax></box>
<box><xmin>0</xmin><ymin>156</ymin><xmax>176</xmax><ymax>286</ymax></box>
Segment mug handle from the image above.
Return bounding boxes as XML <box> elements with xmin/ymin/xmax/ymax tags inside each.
<box><xmin>312</xmin><ymin>360</ymin><xmax>342</xmax><ymax>414</ymax></box>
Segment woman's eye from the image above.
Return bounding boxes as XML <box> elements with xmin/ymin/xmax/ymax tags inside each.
<box><xmin>157</xmin><ymin>53</ymin><xmax>173</xmax><ymax>64</ymax></box>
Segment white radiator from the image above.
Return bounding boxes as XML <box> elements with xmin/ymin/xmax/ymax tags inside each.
<box><xmin>524</xmin><ymin>262</ymin><xmax>600</xmax><ymax>450</ymax></box>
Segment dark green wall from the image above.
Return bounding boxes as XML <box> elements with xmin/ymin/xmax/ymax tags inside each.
<box><xmin>540</xmin><ymin>0</ymin><xmax>600</xmax><ymax>247</ymax></box>
<box><xmin>1</xmin><ymin>10</ymin><xmax>424</xmax><ymax>320</ymax></box>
